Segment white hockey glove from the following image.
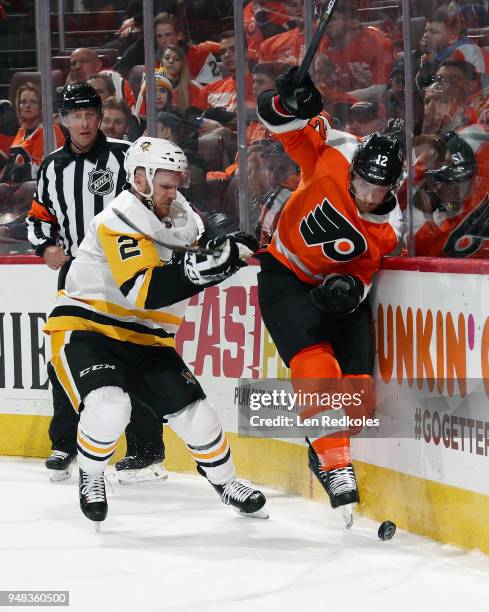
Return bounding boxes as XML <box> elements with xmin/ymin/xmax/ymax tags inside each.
<box><xmin>182</xmin><ymin>234</ymin><xmax>247</xmax><ymax>287</ymax></box>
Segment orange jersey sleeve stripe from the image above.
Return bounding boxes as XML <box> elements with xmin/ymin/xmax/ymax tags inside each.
<box><xmin>28</xmin><ymin>200</ymin><xmax>58</xmax><ymax>223</ymax></box>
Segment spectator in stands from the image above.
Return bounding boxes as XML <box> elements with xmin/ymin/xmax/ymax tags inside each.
<box><xmin>135</xmin><ymin>66</ymin><xmax>174</xmax><ymax>123</ymax></box>
<box><xmin>248</xmin><ymin>62</ymin><xmax>292</xmax><ymax>142</ymax></box>
<box><xmin>417</xmin><ymin>7</ymin><xmax>489</xmax><ymax>87</ymax></box>
<box><xmin>160</xmin><ymin>44</ymin><xmax>203</xmax><ymax>111</ymax></box>
<box><xmin>2</xmin><ymin>82</ymin><xmax>64</xmax><ymax>183</ymax></box>
<box><xmin>421</xmin><ymin>79</ymin><xmax>470</xmax><ymax>135</ymax></box>
<box><xmin>256</xmin><ymin>141</ymin><xmax>299</xmax><ymax>246</ymax></box>
<box><xmin>345</xmin><ymin>101</ymin><xmax>387</xmax><ymax>138</ymax></box>
<box><xmin>199</xmin><ymin>31</ymin><xmax>254</xmax><ymax>112</ymax></box>
<box><xmin>436</xmin><ymin>58</ymin><xmax>487</xmax><ymax>120</ymax></box>
<box><xmin>154</xmin><ymin>12</ymin><xmax>222</xmax><ymax>85</ymax></box>
<box><xmin>244</xmin><ymin>1</ymin><xmax>294</xmax><ymax>53</ymax></box>
<box><xmin>258</xmin><ymin>0</ymin><xmax>305</xmax><ymax>64</ymax></box>
<box><xmin>100</xmin><ymin>97</ymin><xmax>132</xmax><ymax>140</ymax></box>
<box><xmin>314</xmin><ymin>53</ymin><xmax>359</xmax><ymax>127</ymax></box>
<box><xmin>155</xmin><ymin>110</ymin><xmax>179</xmax><ymax>142</ymax></box>
<box><xmin>116</xmin><ymin>11</ymin><xmax>222</xmax><ymax>85</ymax></box>
<box><xmin>318</xmin><ymin>0</ymin><xmax>395</xmax><ymax>99</ymax></box>
<box><xmin>87</xmin><ymin>72</ymin><xmax>116</xmax><ymax>103</ymax></box>
<box><xmin>247</xmin><ymin>141</ymin><xmax>273</xmax><ymax>228</ymax></box>
<box><xmin>67</xmin><ymin>47</ymin><xmax>136</xmax><ymax>109</ymax></box>
<box><xmin>0</xmin><ymin>100</ymin><xmax>18</xmax><ymax>171</ymax></box>
<box><xmin>382</xmin><ymin>59</ymin><xmax>406</xmax><ymax>122</ymax></box>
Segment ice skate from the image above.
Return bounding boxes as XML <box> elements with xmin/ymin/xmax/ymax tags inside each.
<box><xmin>45</xmin><ymin>450</ymin><xmax>76</xmax><ymax>482</ymax></box>
<box><xmin>308</xmin><ymin>446</ymin><xmax>359</xmax><ymax>527</ymax></box>
<box><xmin>211</xmin><ymin>478</ymin><xmax>269</xmax><ymax>519</ymax></box>
<box><xmin>79</xmin><ymin>469</ymin><xmax>108</xmax><ymax>528</ymax></box>
<box><xmin>114</xmin><ymin>454</ymin><xmax>168</xmax><ymax>484</ymax></box>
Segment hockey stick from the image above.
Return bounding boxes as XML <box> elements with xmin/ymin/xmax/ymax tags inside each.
<box><xmin>295</xmin><ymin>0</ymin><xmax>340</xmax><ymax>84</ymax></box>
<box><xmin>113</xmin><ymin>208</ymin><xmax>219</xmax><ymax>256</ymax></box>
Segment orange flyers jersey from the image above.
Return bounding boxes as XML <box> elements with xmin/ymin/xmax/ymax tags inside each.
<box><xmin>199</xmin><ymin>74</ymin><xmax>254</xmax><ymax>112</ymax></box>
<box><xmin>258</xmin><ymin>27</ymin><xmax>304</xmax><ymax>63</ymax></box>
<box><xmin>320</xmin><ymin>27</ymin><xmax>395</xmax><ymax>90</ymax></box>
<box><xmin>258</xmin><ymin>111</ymin><xmax>402</xmax><ymax>287</ymax></box>
<box><xmin>7</xmin><ymin>123</ymin><xmax>65</xmax><ymax>179</ymax></box>
<box><xmin>414</xmin><ymin>125</ymin><xmax>489</xmax><ymax>258</ymax></box>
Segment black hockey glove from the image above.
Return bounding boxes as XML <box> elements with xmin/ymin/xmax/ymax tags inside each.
<box><xmin>181</xmin><ymin>233</ymin><xmax>253</xmax><ymax>287</ymax></box>
<box><xmin>310</xmin><ymin>275</ymin><xmax>364</xmax><ymax>316</ymax></box>
<box><xmin>228</xmin><ymin>231</ymin><xmax>259</xmax><ymax>259</ymax></box>
<box><xmin>276</xmin><ymin>66</ymin><xmax>323</xmax><ymax>120</ymax></box>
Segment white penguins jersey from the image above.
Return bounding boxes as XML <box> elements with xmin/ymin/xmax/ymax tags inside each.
<box><xmin>44</xmin><ymin>189</ymin><xmax>204</xmax><ymax>348</ymax></box>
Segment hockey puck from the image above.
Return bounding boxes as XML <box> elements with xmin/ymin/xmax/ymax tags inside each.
<box><xmin>378</xmin><ymin>520</ymin><xmax>396</xmax><ymax>540</ymax></box>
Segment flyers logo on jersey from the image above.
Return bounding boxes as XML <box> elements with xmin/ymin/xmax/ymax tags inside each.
<box><xmin>300</xmin><ymin>198</ymin><xmax>367</xmax><ymax>262</ymax></box>
<box><xmin>88</xmin><ymin>168</ymin><xmax>114</xmax><ymax>195</ymax></box>
<box><xmin>443</xmin><ymin>193</ymin><xmax>489</xmax><ymax>257</ymax></box>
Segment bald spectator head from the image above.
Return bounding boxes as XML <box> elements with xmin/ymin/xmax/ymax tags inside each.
<box><xmin>100</xmin><ymin>97</ymin><xmax>131</xmax><ymax>139</ymax></box>
<box><xmin>69</xmin><ymin>48</ymin><xmax>102</xmax><ymax>83</ymax></box>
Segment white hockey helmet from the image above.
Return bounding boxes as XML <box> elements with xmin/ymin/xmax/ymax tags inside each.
<box><xmin>124</xmin><ymin>136</ymin><xmax>188</xmax><ymax>199</ymax></box>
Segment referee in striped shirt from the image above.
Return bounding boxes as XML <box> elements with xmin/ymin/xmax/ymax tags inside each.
<box><xmin>26</xmin><ymin>82</ymin><xmax>166</xmax><ymax>482</ymax></box>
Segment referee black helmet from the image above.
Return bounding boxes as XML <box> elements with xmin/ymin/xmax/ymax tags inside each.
<box><xmin>58</xmin><ymin>82</ymin><xmax>102</xmax><ymax>116</ymax></box>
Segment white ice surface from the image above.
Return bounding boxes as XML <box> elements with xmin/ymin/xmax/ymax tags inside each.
<box><xmin>1</xmin><ymin>456</ymin><xmax>489</xmax><ymax>612</ymax></box>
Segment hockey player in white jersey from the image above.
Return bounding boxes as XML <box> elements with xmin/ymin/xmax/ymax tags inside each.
<box><xmin>44</xmin><ymin>136</ymin><xmax>267</xmax><ymax>527</ymax></box>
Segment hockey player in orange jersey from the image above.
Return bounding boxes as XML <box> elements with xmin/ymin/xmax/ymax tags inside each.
<box><xmin>256</xmin><ymin>67</ymin><xmax>404</xmax><ymax>521</ymax></box>
<box><xmin>413</xmin><ymin>129</ymin><xmax>489</xmax><ymax>258</ymax></box>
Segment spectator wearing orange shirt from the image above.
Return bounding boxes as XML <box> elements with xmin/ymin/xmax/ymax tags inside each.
<box><xmin>314</xmin><ymin>54</ymin><xmax>359</xmax><ymax>127</ymax></box>
<box><xmin>258</xmin><ymin>0</ymin><xmax>305</xmax><ymax>64</ymax></box>
<box><xmin>116</xmin><ymin>12</ymin><xmax>222</xmax><ymax>86</ymax></box>
<box><xmin>244</xmin><ymin>1</ymin><xmax>293</xmax><ymax>53</ymax></box>
<box><xmin>2</xmin><ymin>82</ymin><xmax>64</xmax><ymax>183</ymax></box>
<box><xmin>199</xmin><ymin>31</ymin><xmax>254</xmax><ymax>113</ymax></box>
<box><xmin>318</xmin><ymin>1</ymin><xmax>395</xmax><ymax>100</ymax></box>
<box><xmin>154</xmin><ymin>12</ymin><xmax>222</xmax><ymax>85</ymax></box>
<box><xmin>160</xmin><ymin>45</ymin><xmax>203</xmax><ymax>111</ymax></box>
<box><xmin>248</xmin><ymin>61</ymin><xmax>292</xmax><ymax>143</ymax></box>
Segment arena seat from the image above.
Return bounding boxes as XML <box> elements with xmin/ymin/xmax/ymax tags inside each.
<box><xmin>8</xmin><ymin>71</ymin><xmax>65</xmax><ymax>106</ymax></box>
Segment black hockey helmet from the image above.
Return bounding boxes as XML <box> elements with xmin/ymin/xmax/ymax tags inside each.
<box><xmin>58</xmin><ymin>82</ymin><xmax>102</xmax><ymax>115</ymax></box>
<box><xmin>352</xmin><ymin>133</ymin><xmax>404</xmax><ymax>186</ymax></box>
<box><xmin>425</xmin><ymin>131</ymin><xmax>476</xmax><ymax>184</ymax></box>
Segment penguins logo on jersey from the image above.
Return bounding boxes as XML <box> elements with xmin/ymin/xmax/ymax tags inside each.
<box><xmin>300</xmin><ymin>197</ymin><xmax>367</xmax><ymax>262</ymax></box>
<box><xmin>88</xmin><ymin>168</ymin><xmax>114</xmax><ymax>195</ymax></box>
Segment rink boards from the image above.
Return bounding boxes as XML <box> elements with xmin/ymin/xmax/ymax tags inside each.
<box><xmin>1</xmin><ymin>257</ymin><xmax>489</xmax><ymax>553</ymax></box>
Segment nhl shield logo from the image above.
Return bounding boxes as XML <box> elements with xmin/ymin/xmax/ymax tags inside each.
<box><xmin>88</xmin><ymin>168</ymin><xmax>114</xmax><ymax>195</ymax></box>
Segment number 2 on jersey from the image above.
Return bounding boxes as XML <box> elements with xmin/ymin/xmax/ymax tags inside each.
<box><xmin>118</xmin><ymin>235</ymin><xmax>142</xmax><ymax>260</ymax></box>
